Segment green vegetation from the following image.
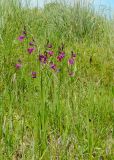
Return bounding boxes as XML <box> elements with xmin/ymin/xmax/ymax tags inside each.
<box><xmin>0</xmin><ymin>0</ymin><xmax>114</xmax><ymax>159</ymax></box>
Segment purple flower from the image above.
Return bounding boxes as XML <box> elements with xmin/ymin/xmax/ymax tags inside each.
<box><xmin>27</xmin><ymin>48</ymin><xmax>35</xmax><ymax>54</ymax></box>
<box><xmin>57</xmin><ymin>52</ymin><xmax>65</xmax><ymax>62</ymax></box>
<box><xmin>32</xmin><ymin>72</ymin><xmax>37</xmax><ymax>78</ymax></box>
<box><xmin>60</xmin><ymin>52</ymin><xmax>65</xmax><ymax>58</ymax></box>
<box><xmin>68</xmin><ymin>58</ymin><xmax>74</xmax><ymax>65</ymax></box>
<box><xmin>18</xmin><ymin>35</ymin><xmax>25</xmax><ymax>42</ymax></box>
<box><xmin>47</xmin><ymin>44</ymin><xmax>52</xmax><ymax>48</ymax></box>
<box><xmin>16</xmin><ymin>63</ymin><xmax>21</xmax><ymax>69</ymax></box>
<box><xmin>57</xmin><ymin>55</ymin><xmax>62</xmax><ymax>62</ymax></box>
<box><xmin>50</xmin><ymin>62</ymin><xmax>56</xmax><ymax>70</ymax></box>
<box><xmin>47</xmin><ymin>51</ymin><xmax>54</xmax><ymax>56</ymax></box>
<box><xmin>29</xmin><ymin>41</ymin><xmax>34</xmax><ymax>46</ymax></box>
<box><xmin>39</xmin><ymin>54</ymin><xmax>47</xmax><ymax>64</ymax></box>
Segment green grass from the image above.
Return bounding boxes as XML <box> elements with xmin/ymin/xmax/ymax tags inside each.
<box><xmin>0</xmin><ymin>0</ymin><xmax>114</xmax><ymax>159</ymax></box>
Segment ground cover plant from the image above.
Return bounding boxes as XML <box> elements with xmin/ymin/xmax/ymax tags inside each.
<box><xmin>0</xmin><ymin>0</ymin><xmax>114</xmax><ymax>159</ymax></box>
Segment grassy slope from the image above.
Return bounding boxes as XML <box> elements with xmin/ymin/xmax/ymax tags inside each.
<box><xmin>0</xmin><ymin>0</ymin><xmax>114</xmax><ymax>159</ymax></box>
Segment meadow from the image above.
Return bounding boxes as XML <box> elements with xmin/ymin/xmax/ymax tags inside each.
<box><xmin>0</xmin><ymin>0</ymin><xmax>114</xmax><ymax>159</ymax></box>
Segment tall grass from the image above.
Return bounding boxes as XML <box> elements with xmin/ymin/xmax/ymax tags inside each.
<box><xmin>0</xmin><ymin>0</ymin><xmax>114</xmax><ymax>159</ymax></box>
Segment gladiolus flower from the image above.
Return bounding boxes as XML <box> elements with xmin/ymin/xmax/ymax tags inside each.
<box><xmin>29</xmin><ymin>41</ymin><xmax>34</xmax><ymax>46</ymax></box>
<box><xmin>60</xmin><ymin>52</ymin><xmax>65</xmax><ymax>58</ymax></box>
<box><xmin>32</xmin><ymin>72</ymin><xmax>37</xmax><ymax>78</ymax></box>
<box><xmin>16</xmin><ymin>63</ymin><xmax>21</xmax><ymax>69</ymax></box>
<box><xmin>57</xmin><ymin>55</ymin><xmax>62</xmax><ymax>61</ymax></box>
<box><xmin>50</xmin><ymin>62</ymin><xmax>56</xmax><ymax>70</ymax></box>
<box><xmin>68</xmin><ymin>58</ymin><xmax>74</xmax><ymax>65</ymax></box>
<box><xmin>27</xmin><ymin>48</ymin><xmax>35</xmax><ymax>54</ymax></box>
<box><xmin>39</xmin><ymin>54</ymin><xmax>47</xmax><ymax>64</ymax></box>
<box><xmin>18</xmin><ymin>35</ymin><xmax>25</xmax><ymax>42</ymax></box>
<box><xmin>47</xmin><ymin>44</ymin><xmax>52</xmax><ymax>48</ymax></box>
<box><xmin>57</xmin><ymin>52</ymin><xmax>65</xmax><ymax>62</ymax></box>
<box><xmin>47</xmin><ymin>51</ymin><xmax>54</xmax><ymax>56</ymax></box>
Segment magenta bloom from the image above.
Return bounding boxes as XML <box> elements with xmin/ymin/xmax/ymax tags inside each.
<box><xmin>57</xmin><ymin>52</ymin><xmax>65</xmax><ymax>62</ymax></box>
<box><xmin>32</xmin><ymin>72</ymin><xmax>37</xmax><ymax>78</ymax></box>
<box><xmin>18</xmin><ymin>35</ymin><xmax>25</xmax><ymax>42</ymax></box>
<box><xmin>50</xmin><ymin>62</ymin><xmax>56</xmax><ymax>70</ymax></box>
<box><xmin>57</xmin><ymin>55</ymin><xmax>62</xmax><ymax>62</ymax></box>
<box><xmin>47</xmin><ymin>51</ymin><xmax>54</xmax><ymax>56</ymax></box>
<box><xmin>28</xmin><ymin>48</ymin><xmax>35</xmax><ymax>54</ymax></box>
<box><xmin>29</xmin><ymin>41</ymin><xmax>34</xmax><ymax>46</ymax></box>
<box><xmin>68</xmin><ymin>58</ymin><xmax>74</xmax><ymax>65</ymax></box>
<box><xmin>39</xmin><ymin>54</ymin><xmax>47</xmax><ymax>64</ymax></box>
<box><xmin>16</xmin><ymin>63</ymin><xmax>21</xmax><ymax>69</ymax></box>
<box><xmin>47</xmin><ymin>44</ymin><xmax>52</xmax><ymax>48</ymax></box>
<box><xmin>60</xmin><ymin>52</ymin><xmax>65</xmax><ymax>58</ymax></box>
